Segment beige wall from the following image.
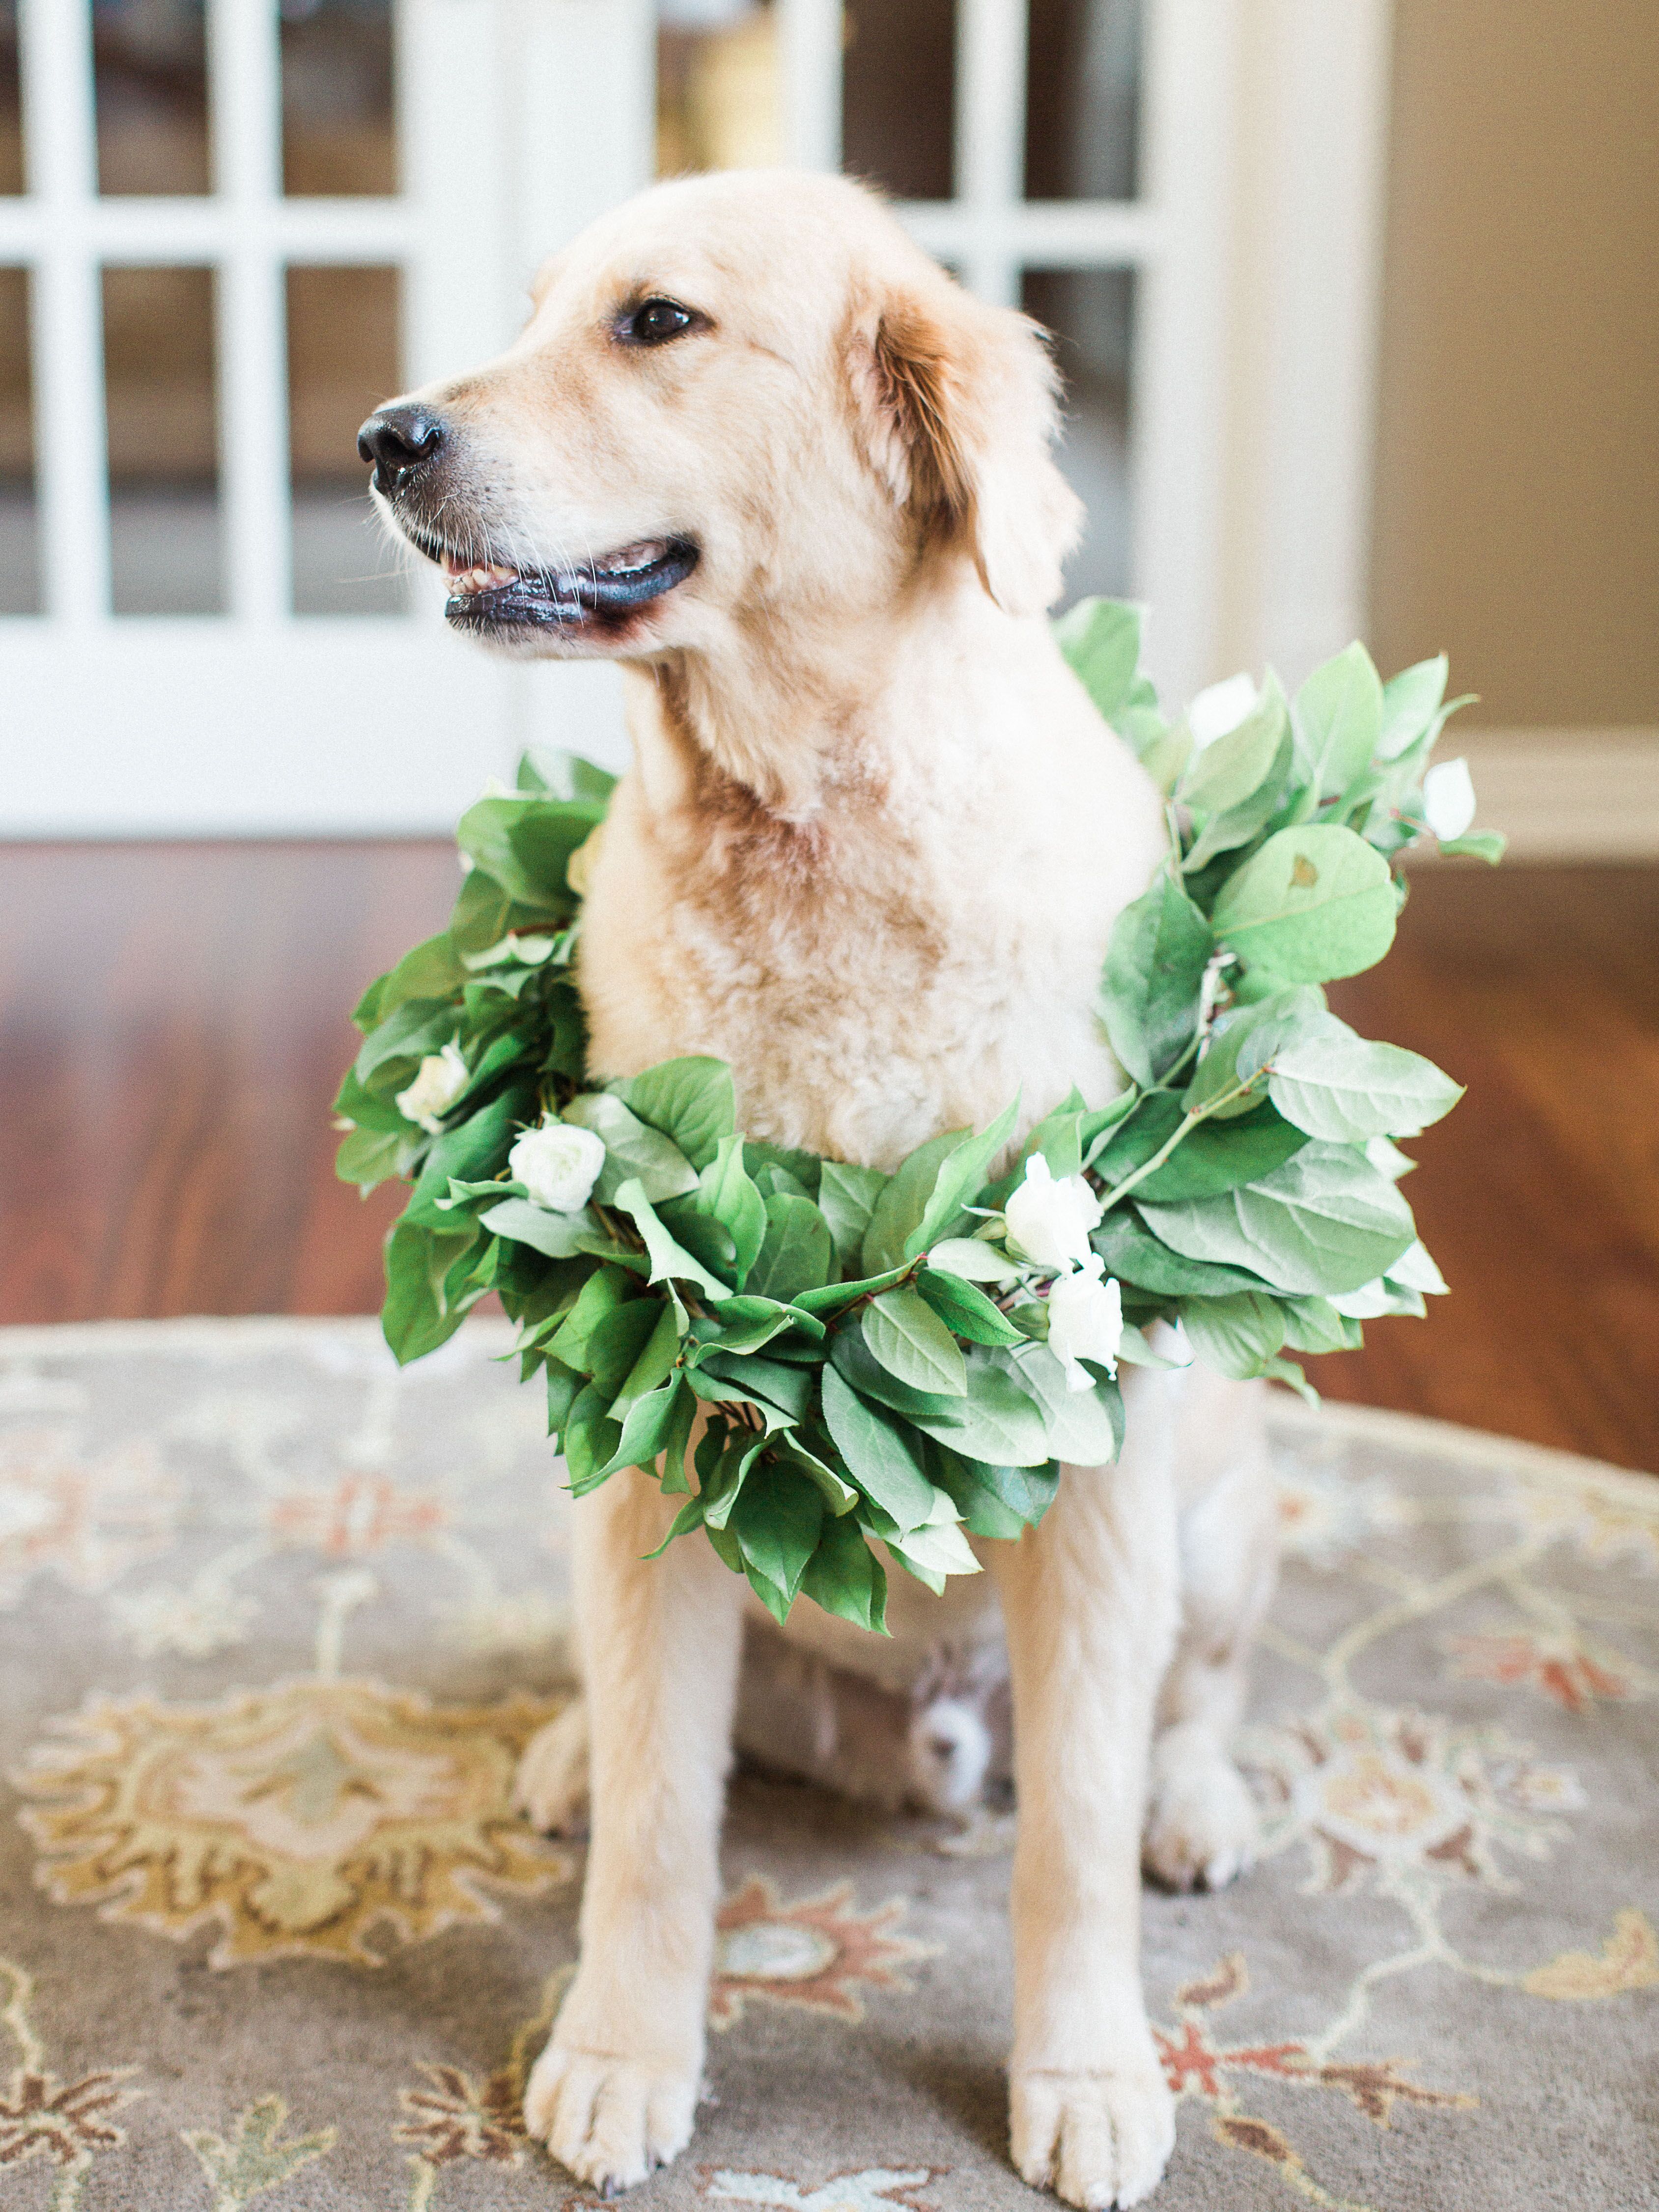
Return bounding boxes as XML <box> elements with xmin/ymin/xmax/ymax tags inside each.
<box><xmin>1370</xmin><ymin>0</ymin><xmax>1659</xmax><ymax>728</ymax></box>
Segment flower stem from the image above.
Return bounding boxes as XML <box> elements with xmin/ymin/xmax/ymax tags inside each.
<box><xmin>1096</xmin><ymin>1078</ymin><xmax>1256</xmax><ymax>1214</ymax></box>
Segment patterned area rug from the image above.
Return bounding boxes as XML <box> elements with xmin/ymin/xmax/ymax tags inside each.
<box><xmin>0</xmin><ymin>1319</ymin><xmax>1654</xmax><ymax>2212</ymax></box>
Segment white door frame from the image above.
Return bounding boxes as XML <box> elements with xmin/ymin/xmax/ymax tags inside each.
<box><xmin>0</xmin><ymin>0</ymin><xmax>1392</xmax><ymax>835</ymax></box>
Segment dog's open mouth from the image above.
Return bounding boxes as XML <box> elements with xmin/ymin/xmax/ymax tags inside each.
<box><xmin>434</xmin><ymin>536</ymin><xmax>700</xmax><ymax>630</ymax></box>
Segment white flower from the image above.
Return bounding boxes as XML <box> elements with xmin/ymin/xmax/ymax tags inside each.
<box><xmin>1003</xmin><ymin>1154</ymin><xmax>1103</xmax><ymax>1274</ymax></box>
<box><xmin>1188</xmin><ymin>671</ymin><xmax>1258</xmax><ymax>749</ymax></box>
<box><xmin>395</xmin><ymin>1040</ymin><xmax>469</xmax><ymax>1133</ymax></box>
<box><xmin>509</xmin><ymin>1117</ymin><xmax>606</xmax><ymax>1213</ymax></box>
<box><xmin>1046</xmin><ymin>1256</ymin><xmax>1124</xmax><ymax>1390</ymax></box>
<box><xmin>1423</xmin><ymin>756</ymin><xmax>1477</xmax><ymax>841</ymax></box>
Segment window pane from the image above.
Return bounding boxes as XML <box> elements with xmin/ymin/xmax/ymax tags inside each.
<box><xmin>282</xmin><ymin>0</ymin><xmax>396</xmax><ymax>197</ymax></box>
<box><xmin>657</xmin><ymin>0</ymin><xmax>781</xmax><ymax>176</ymax></box>
<box><xmin>95</xmin><ymin>0</ymin><xmax>211</xmax><ymax>197</ymax></box>
<box><xmin>843</xmin><ymin>0</ymin><xmax>954</xmax><ymax>201</ymax></box>
<box><xmin>0</xmin><ymin>0</ymin><xmax>22</xmax><ymax>196</ymax></box>
<box><xmin>104</xmin><ymin>264</ymin><xmax>222</xmax><ymax>614</ymax></box>
<box><xmin>288</xmin><ymin>264</ymin><xmax>405</xmax><ymax>614</ymax></box>
<box><xmin>1024</xmin><ymin>266</ymin><xmax>1134</xmax><ymax>601</ymax></box>
<box><xmin>0</xmin><ymin>265</ymin><xmax>36</xmax><ymax>611</ymax></box>
<box><xmin>1026</xmin><ymin>0</ymin><xmax>1140</xmax><ymax>201</ymax></box>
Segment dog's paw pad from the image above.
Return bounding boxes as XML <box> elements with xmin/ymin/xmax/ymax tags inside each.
<box><xmin>1010</xmin><ymin>2066</ymin><xmax>1175</xmax><ymax>2209</ymax></box>
<box><xmin>523</xmin><ymin>2042</ymin><xmax>697</xmax><ymax>2193</ymax></box>
<box><xmin>513</xmin><ymin>1703</ymin><xmax>590</xmax><ymax>1838</ymax></box>
<box><xmin>1143</xmin><ymin>1742</ymin><xmax>1259</xmax><ymax>1894</ymax></box>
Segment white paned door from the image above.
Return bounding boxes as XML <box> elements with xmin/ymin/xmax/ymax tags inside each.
<box><xmin>0</xmin><ymin>0</ymin><xmax>1387</xmax><ymax>836</ymax></box>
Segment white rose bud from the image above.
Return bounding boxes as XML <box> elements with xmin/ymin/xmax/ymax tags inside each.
<box><xmin>1422</xmin><ymin>756</ymin><xmax>1477</xmax><ymax>841</ymax></box>
<box><xmin>1003</xmin><ymin>1154</ymin><xmax>1104</xmax><ymax>1274</ymax></box>
<box><xmin>1046</xmin><ymin>1256</ymin><xmax>1124</xmax><ymax>1390</ymax></box>
<box><xmin>509</xmin><ymin>1118</ymin><xmax>606</xmax><ymax>1214</ymax></box>
<box><xmin>1187</xmin><ymin>671</ymin><xmax>1258</xmax><ymax>749</ymax></box>
<box><xmin>395</xmin><ymin>1040</ymin><xmax>469</xmax><ymax>1133</ymax></box>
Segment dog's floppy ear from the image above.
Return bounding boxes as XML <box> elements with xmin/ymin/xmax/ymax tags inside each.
<box><xmin>846</xmin><ymin>284</ymin><xmax>1081</xmax><ymax>616</ymax></box>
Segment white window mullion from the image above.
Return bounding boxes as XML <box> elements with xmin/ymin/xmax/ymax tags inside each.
<box><xmin>209</xmin><ymin>0</ymin><xmax>290</xmax><ymax>624</ymax></box>
<box><xmin>778</xmin><ymin>0</ymin><xmax>843</xmax><ymax>172</ymax></box>
<box><xmin>19</xmin><ymin>0</ymin><xmax>110</xmax><ymax>624</ymax></box>
<box><xmin>954</xmin><ymin>0</ymin><xmax>1028</xmax><ymax>306</ymax></box>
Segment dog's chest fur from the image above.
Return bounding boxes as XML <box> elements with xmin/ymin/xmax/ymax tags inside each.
<box><xmin>577</xmin><ymin>622</ymin><xmax>1166</xmax><ymax>1171</ymax></box>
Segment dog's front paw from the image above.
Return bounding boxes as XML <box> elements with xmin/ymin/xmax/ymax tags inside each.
<box><xmin>1142</xmin><ymin>1726</ymin><xmax>1259</xmax><ymax>1894</ymax></box>
<box><xmin>523</xmin><ymin>2040</ymin><xmax>698</xmax><ymax>2193</ymax></box>
<box><xmin>513</xmin><ymin>1700</ymin><xmax>590</xmax><ymax>1837</ymax></box>
<box><xmin>1010</xmin><ymin>2063</ymin><xmax>1175</xmax><ymax>2210</ymax></box>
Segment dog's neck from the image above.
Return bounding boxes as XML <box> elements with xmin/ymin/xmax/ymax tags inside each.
<box><xmin>634</xmin><ymin>566</ymin><xmax>1008</xmax><ymax>820</ymax></box>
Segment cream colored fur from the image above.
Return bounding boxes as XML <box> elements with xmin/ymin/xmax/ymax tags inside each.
<box><xmin>381</xmin><ymin>170</ymin><xmax>1278</xmax><ymax>2211</ymax></box>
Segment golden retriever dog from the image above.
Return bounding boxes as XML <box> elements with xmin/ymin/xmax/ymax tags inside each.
<box><xmin>360</xmin><ymin>169</ymin><xmax>1277</xmax><ymax>2211</ymax></box>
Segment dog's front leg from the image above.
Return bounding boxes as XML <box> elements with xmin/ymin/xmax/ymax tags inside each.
<box><xmin>524</xmin><ymin>1462</ymin><xmax>746</xmax><ymax>2191</ymax></box>
<box><xmin>991</xmin><ymin>1436</ymin><xmax>1181</xmax><ymax>2210</ymax></box>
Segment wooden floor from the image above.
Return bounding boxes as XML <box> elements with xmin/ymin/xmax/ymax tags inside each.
<box><xmin>1</xmin><ymin>846</ymin><xmax>1655</xmax><ymax>1473</ymax></box>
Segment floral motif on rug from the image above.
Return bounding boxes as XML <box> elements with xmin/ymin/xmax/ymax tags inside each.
<box><xmin>709</xmin><ymin>1877</ymin><xmax>929</xmax><ymax>2029</ymax></box>
<box><xmin>13</xmin><ymin>1678</ymin><xmax>574</xmax><ymax>1966</ymax></box>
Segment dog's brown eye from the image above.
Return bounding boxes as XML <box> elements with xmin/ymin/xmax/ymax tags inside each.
<box><xmin>622</xmin><ymin>297</ymin><xmax>695</xmax><ymax>347</ymax></box>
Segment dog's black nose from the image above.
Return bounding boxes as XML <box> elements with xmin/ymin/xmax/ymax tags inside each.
<box><xmin>357</xmin><ymin>405</ymin><xmax>446</xmax><ymax>487</ymax></box>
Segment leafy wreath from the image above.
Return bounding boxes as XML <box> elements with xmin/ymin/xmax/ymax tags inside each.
<box><xmin>335</xmin><ymin>600</ymin><xmax>1498</xmax><ymax>1633</ymax></box>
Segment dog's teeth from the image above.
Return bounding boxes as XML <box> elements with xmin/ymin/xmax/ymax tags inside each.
<box><xmin>446</xmin><ymin>561</ymin><xmax>518</xmax><ymax>596</ymax></box>
<box><xmin>591</xmin><ymin>539</ymin><xmax>666</xmax><ymax>576</ymax></box>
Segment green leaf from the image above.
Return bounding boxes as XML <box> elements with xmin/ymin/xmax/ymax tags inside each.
<box><xmin>1387</xmin><ymin>1238</ymin><xmax>1450</xmax><ymax>1295</ymax></box>
<box><xmin>776</xmin><ymin>1438</ymin><xmax>859</xmax><ymax>1515</ymax></box>
<box><xmin>863</xmin><ymin>1285</ymin><xmax>969</xmax><ymax>1396</ymax></box>
<box><xmin>792</xmin><ymin>1262</ymin><xmax>914</xmax><ymax>1317</ymax></box>
<box><xmin>829</xmin><ymin>1331</ymin><xmax>1053</xmax><ymax>1466</ymax></box>
<box><xmin>1278</xmin><ymin>1296</ymin><xmax>1363</xmax><ymax>1354</ymax></box>
<box><xmin>904</xmin><ymin>1095</ymin><xmax>1020</xmax><ymax>1260</ymax></box>
<box><xmin>861</xmin><ymin>1126</ymin><xmax>969</xmax><ymax>1273</ymax></box>
<box><xmin>1437</xmin><ymin>831</ymin><xmax>1507</xmax><ymax>865</ymax></box>
<box><xmin>1092</xmin><ymin>1209</ymin><xmax>1269</xmax><ymax>1297</ymax></box>
<box><xmin>522</xmin><ymin>745</ymin><xmax>618</xmax><ymax>805</ymax></box>
<box><xmin>611</xmin><ymin>1299</ymin><xmax>682</xmax><ymax>1413</ymax></box>
<box><xmin>999</xmin><ymin>1343</ymin><xmax>1123</xmax><ymax>1464</ymax></box>
<box><xmin>692</xmin><ymin>1351</ymin><xmax>812</xmax><ymax>1422</ymax></box>
<box><xmin>611</xmin><ymin>1179</ymin><xmax>733</xmax><ymax>1300</ymax></box>
<box><xmin>696</xmin><ymin>1296</ymin><xmax>805</xmax><ymax>1356</ymax></box>
<box><xmin>697</xmin><ymin>1135</ymin><xmax>768</xmax><ymax>1283</ymax></box>
<box><xmin>731</xmin><ymin>1467</ymin><xmax>825</xmax><ymax>1621</ymax></box>
<box><xmin>1090</xmin><ymin>1091</ymin><xmax>1186</xmax><ymax>1180</ymax></box>
<box><xmin>799</xmin><ymin>1512</ymin><xmax>888</xmax><ymax>1633</ymax></box>
<box><xmin>562</xmin><ymin>1093</ymin><xmax>700</xmax><ymax>1204</ymax></box>
<box><xmin>584</xmin><ymin>1298</ymin><xmax>663</xmax><ymax>1396</ymax></box>
<box><xmin>617</xmin><ymin>1057</ymin><xmax>736</xmax><ymax>1173</ymax></box>
<box><xmin>819</xmin><ymin>1364</ymin><xmax>939</xmax><ymax>1530</ymax></box>
<box><xmin>565</xmin><ymin>1380</ymin><xmax>623</xmax><ymax>1492</ymax></box>
<box><xmin>593</xmin><ymin>1375</ymin><xmax>687</xmax><ymax>1481</ymax></box>
<box><xmin>455</xmin><ymin>790</ymin><xmax>603</xmax><ymax>909</ymax></box>
<box><xmin>923</xmin><ymin>1237</ymin><xmax>1020</xmax><ymax>1285</ymax></box>
<box><xmin>1378</xmin><ymin>654</ymin><xmax>1448</xmax><ymax>760</ymax></box>
<box><xmin>402</xmin><ymin>1080</ymin><xmax>538</xmax><ymax>1230</ymax></box>
<box><xmin>545</xmin><ymin>1357</ymin><xmax>583</xmax><ymax>1436</ymax></box>
<box><xmin>1179</xmin><ymin>676</ymin><xmax>1294</xmax><ymax>873</ymax></box>
<box><xmin>1130</xmin><ymin>1105</ymin><xmax>1308</xmax><ymax>1200</ymax></box>
<box><xmin>917</xmin><ymin>1267</ymin><xmax>1024</xmax><ymax>1345</ymax></box>
<box><xmin>382</xmin><ymin>1221</ymin><xmax>479</xmax><ymax>1365</ymax></box>
<box><xmin>480</xmin><ymin>1197</ymin><xmax>596</xmax><ymax>1258</ymax></box>
<box><xmin>1140</xmin><ymin>1140</ymin><xmax>1416</xmax><ymax>1296</ymax></box>
<box><xmin>925</xmin><ymin>1442</ymin><xmax>1059</xmax><ymax>1538</ymax></box>
<box><xmin>885</xmin><ymin>1514</ymin><xmax>981</xmax><ymax>1590</ymax></box>
<box><xmin>355</xmin><ymin>932</ymin><xmax>467</xmax><ymax>1030</ymax></box>
<box><xmin>1211</xmin><ymin>824</ymin><xmax>1399</xmax><ymax>984</ymax></box>
<box><xmin>1294</xmin><ymin>642</ymin><xmax>1383</xmax><ymax>799</ymax></box>
<box><xmin>353</xmin><ymin>998</ymin><xmax>460</xmax><ymax>1096</ymax></box>
<box><xmin>1054</xmin><ymin>596</ymin><xmax>1145</xmax><ymax>722</ymax></box>
<box><xmin>1100</xmin><ymin>874</ymin><xmax>1213</xmax><ymax>1087</ymax></box>
<box><xmin>1179</xmin><ymin>1292</ymin><xmax>1288</xmax><ymax>1379</ymax></box>
<box><xmin>1267</xmin><ymin>1033</ymin><xmax>1463</xmax><ymax>1142</ymax></box>
<box><xmin>748</xmin><ymin>1194</ymin><xmax>834</xmax><ymax>1302</ymax></box>
<box><xmin>818</xmin><ymin>1162</ymin><xmax>890</xmax><ymax>1265</ymax></box>
<box><xmin>335</xmin><ymin>1124</ymin><xmax>419</xmax><ymax>1191</ymax></box>
<box><xmin>549</xmin><ymin>1265</ymin><xmax>643</xmax><ymax>1373</ymax></box>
